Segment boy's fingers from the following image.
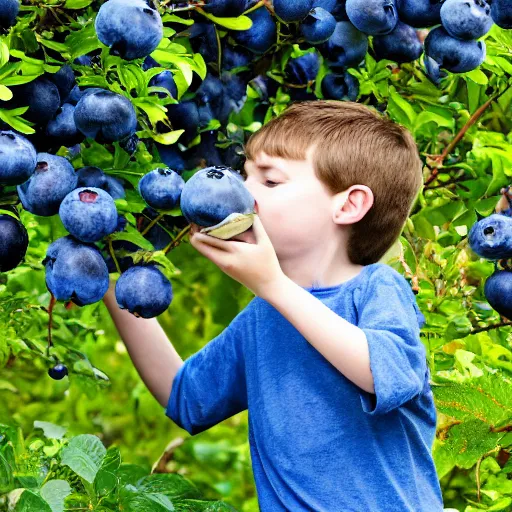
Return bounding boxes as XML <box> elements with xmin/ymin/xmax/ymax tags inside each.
<box><xmin>193</xmin><ymin>233</ymin><xmax>233</xmax><ymax>252</ymax></box>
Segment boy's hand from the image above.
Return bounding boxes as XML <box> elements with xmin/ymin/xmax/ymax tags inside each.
<box><xmin>189</xmin><ymin>215</ymin><xmax>285</xmax><ymax>298</ymax></box>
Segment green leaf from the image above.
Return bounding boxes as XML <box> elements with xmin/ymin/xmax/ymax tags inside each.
<box><xmin>33</xmin><ymin>421</ymin><xmax>67</xmax><ymax>440</ymax></box>
<box><xmin>15</xmin><ymin>490</ymin><xmax>52</xmax><ymax>512</ymax></box>
<box><xmin>65</xmin><ymin>23</ymin><xmax>102</xmax><ymax>60</ymax></box>
<box><xmin>0</xmin><ymin>209</ymin><xmax>19</xmax><ymax>221</ymax></box>
<box><xmin>387</xmin><ymin>86</ymin><xmax>417</xmax><ymax>130</ymax></box>
<box><xmin>197</xmin><ymin>10</ymin><xmax>253</xmax><ymax>30</ymax></box>
<box><xmin>64</xmin><ymin>0</ymin><xmax>94</xmax><ymax>8</ymax></box>
<box><xmin>0</xmin><ymin>42</ymin><xmax>9</xmax><ymax>68</ymax></box>
<box><xmin>40</xmin><ymin>480</ymin><xmax>71</xmax><ymax>512</ymax></box>
<box><xmin>126</xmin><ymin>492</ymin><xmax>175</xmax><ymax>511</ymax></box>
<box><xmin>152</xmin><ymin>129</ymin><xmax>185</xmax><ymax>145</ymax></box>
<box><xmin>109</xmin><ymin>229</ymin><xmax>155</xmax><ymax>251</ymax></box>
<box><xmin>465</xmin><ymin>68</ymin><xmax>488</xmax><ymax>85</ymax></box>
<box><xmin>0</xmin><ymin>108</ymin><xmax>35</xmax><ymax>134</ymax></box>
<box><xmin>414</xmin><ymin>110</ymin><xmax>455</xmax><ymax>132</ymax></box>
<box><xmin>60</xmin><ymin>434</ymin><xmax>107</xmax><ymax>484</ymax></box>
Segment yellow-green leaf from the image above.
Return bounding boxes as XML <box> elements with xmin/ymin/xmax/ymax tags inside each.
<box><xmin>0</xmin><ymin>84</ymin><xmax>12</xmax><ymax>101</ymax></box>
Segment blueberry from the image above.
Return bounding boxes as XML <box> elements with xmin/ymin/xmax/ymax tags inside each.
<box><xmin>142</xmin><ymin>55</ymin><xmax>160</xmax><ymax>70</ymax></box>
<box><xmin>74</xmin><ymin>55</ymin><xmax>92</xmax><ymax>66</ymax></box>
<box><xmin>166</xmin><ymin>101</ymin><xmax>200</xmax><ymax>145</ymax></box>
<box><xmin>0</xmin><ymin>214</ymin><xmax>28</xmax><ymax>272</ymax></box>
<box><xmin>149</xmin><ymin>70</ymin><xmax>177</xmax><ymax>99</ymax></box>
<box><xmin>484</xmin><ymin>269</ymin><xmax>512</xmax><ymax>320</ymax></box>
<box><xmin>373</xmin><ymin>20</ymin><xmax>423</xmax><ymax>63</ymax></box>
<box><xmin>319</xmin><ymin>21</ymin><xmax>368</xmax><ymax>69</ymax></box>
<box><xmin>321</xmin><ymin>71</ymin><xmax>359</xmax><ymax>100</ymax></box>
<box><xmin>231</xmin><ymin>6</ymin><xmax>277</xmax><ymax>54</ymax></box>
<box><xmin>74</xmin><ymin>89</ymin><xmax>137</xmax><ymax>143</ymax></box>
<box><xmin>203</xmin><ymin>0</ymin><xmax>246</xmax><ymax>17</ymax></box>
<box><xmin>43</xmin><ymin>235</ymin><xmax>109</xmax><ymax>305</ymax></box>
<box><xmin>156</xmin><ymin>143</ymin><xmax>186</xmax><ymax>172</ymax></box>
<box><xmin>180</xmin><ymin>165</ymin><xmax>255</xmax><ymax>227</ymax></box>
<box><xmin>95</xmin><ymin>0</ymin><xmax>163</xmax><ymax>60</ymax></box>
<box><xmin>48</xmin><ymin>363</ymin><xmax>68</xmax><ymax>380</ymax></box>
<box><xmin>491</xmin><ymin>0</ymin><xmax>512</xmax><ymax>29</ymax></box>
<box><xmin>0</xmin><ymin>0</ymin><xmax>19</xmax><ymax>29</ymax></box>
<box><xmin>441</xmin><ymin>0</ymin><xmax>493</xmax><ymax>40</ymax></box>
<box><xmin>19</xmin><ymin>78</ymin><xmax>61</xmax><ymax>125</ymax></box>
<box><xmin>286</xmin><ymin>52</ymin><xmax>320</xmax><ymax>85</ymax></box>
<box><xmin>312</xmin><ymin>0</ymin><xmax>337</xmax><ymax>12</ymax></box>
<box><xmin>46</xmin><ymin>104</ymin><xmax>84</xmax><ymax>146</ymax></box>
<box><xmin>190</xmin><ymin>23</ymin><xmax>219</xmax><ymax>65</ymax></box>
<box><xmin>138</xmin><ymin>167</ymin><xmax>185</xmax><ymax>210</ymax></box>
<box><xmin>0</xmin><ymin>131</ymin><xmax>37</xmax><ymax>186</ymax></box>
<box><xmin>17</xmin><ymin>153</ymin><xmax>78</xmax><ymax>217</ymax></box>
<box><xmin>59</xmin><ymin>187</ymin><xmax>118</xmax><ymax>243</ymax></box>
<box><xmin>104</xmin><ymin>175</ymin><xmax>126</xmax><ymax>199</ymax></box>
<box><xmin>104</xmin><ymin>240</ymin><xmax>140</xmax><ymax>273</ymax></box>
<box><xmin>222</xmin><ymin>45</ymin><xmax>252</xmax><ymax>71</ymax></box>
<box><xmin>424</xmin><ymin>26</ymin><xmax>486</xmax><ymax>84</ymax></box>
<box><xmin>48</xmin><ymin>65</ymin><xmax>76</xmax><ymax>105</ymax></box>
<box><xmin>186</xmin><ymin>130</ymin><xmax>224</xmax><ymax>169</ymax></box>
<box><xmin>115</xmin><ymin>264</ymin><xmax>173</xmax><ymax>318</ymax></box>
<box><xmin>76</xmin><ymin>166</ymin><xmax>108</xmax><ymax>189</ymax></box>
<box><xmin>138</xmin><ymin>208</ymin><xmax>172</xmax><ymax>250</ymax></box>
<box><xmin>273</xmin><ymin>0</ymin><xmax>313</xmax><ymax>21</ymax></box>
<box><xmin>221</xmin><ymin>142</ymin><xmax>246</xmax><ymax>171</ymax></box>
<box><xmin>396</xmin><ymin>0</ymin><xmax>444</xmax><ymax>27</ymax></box>
<box><xmin>468</xmin><ymin>213</ymin><xmax>512</xmax><ymax>260</ymax></box>
<box><xmin>346</xmin><ymin>0</ymin><xmax>398</xmax><ymax>35</ymax></box>
<box><xmin>66</xmin><ymin>85</ymin><xmax>85</xmax><ymax>106</ymax></box>
<box><xmin>300</xmin><ymin>7</ymin><xmax>337</xmax><ymax>44</ymax></box>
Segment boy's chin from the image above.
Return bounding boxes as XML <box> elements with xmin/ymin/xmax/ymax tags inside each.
<box><xmin>230</xmin><ymin>228</ymin><xmax>256</xmax><ymax>244</ymax></box>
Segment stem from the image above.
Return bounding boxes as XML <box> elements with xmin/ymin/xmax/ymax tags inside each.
<box><xmin>163</xmin><ymin>224</ymin><xmax>191</xmax><ymax>254</ymax></box>
<box><xmin>107</xmin><ymin>236</ymin><xmax>122</xmax><ymax>275</ymax></box>
<box><xmin>46</xmin><ymin>294</ymin><xmax>56</xmax><ymax>358</ymax></box>
<box><xmin>215</xmin><ymin>24</ymin><xmax>222</xmax><ymax>74</ymax></box>
<box><xmin>470</xmin><ymin>320</ymin><xmax>512</xmax><ymax>334</ymax></box>
<box><xmin>140</xmin><ymin>212</ymin><xmax>165</xmax><ymax>237</ymax></box>
<box><xmin>475</xmin><ymin>446</ymin><xmax>501</xmax><ymax>502</ymax></box>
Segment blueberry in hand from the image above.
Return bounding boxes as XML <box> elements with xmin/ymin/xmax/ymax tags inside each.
<box><xmin>115</xmin><ymin>264</ymin><xmax>173</xmax><ymax>318</ymax></box>
<box><xmin>273</xmin><ymin>0</ymin><xmax>313</xmax><ymax>21</ymax></box>
<box><xmin>180</xmin><ymin>165</ymin><xmax>255</xmax><ymax>227</ymax></box>
<box><xmin>285</xmin><ymin>52</ymin><xmax>320</xmax><ymax>85</ymax></box>
<box><xmin>491</xmin><ymin>0</ymin><xmax>512</xmax><ymax>29</ymax></box>
<box><xmin>43</xmin><ymin>235</ymin><xmax>110</xmax><ymax>305</ymax></box>
<box><xmin>424</xmin><ymin>26</ymin><xmax>486</xmax><ymax>84</ymax></box>
<box><xmin>0</xmin><ymin>214</ymin><xmax>28</xmax><ymax>272</ymax></box>
<box><xmin>346</xmin><ymin>0</ymin><xmax>398</xmax><ymax>35</ymax></box>
<box><xmin>440</xmin><ymin>0</ymin><xmax>493</xmax><ymax>40</ymax></box>
<box><xmin>59</xmin><ymin>187</ymin><xmax>119</xmax><ymax>243</ymax></box>
<box><xmin>468</xmin><ymin>213</ymin><xmax>512</xmax><ymax>260</ymax></box>
<box><xmin>484</xmin><ymin>269</ymin><xmax>512</xmax><ymax>320</ymax></box>
<box><xmin>138</xmin><ymin>167</ymin><xmax>185</xmax><ymax>210</ymax></box>
<box><xmin>95</xmin><ymin>0</ymin><xmax>163</xmax><ymax>60</ymax></box>
<box><xmin>46</xmin><ymin>104</ymin><xmax>84</xmax><ymax>146</ymax></box>
<box><xmin>17</xmin><ymin>153</ymin><xmax>78</xmax><ymax>217</ymax></box>
<box><xmin>231</xmin><ymin>6</ymin><xmax>277</xmax><ymax>54</ymax></box>
<box><xmin>373</xmin><ymin>20</ymin><xmax>422</xmax><ymax>63</ymax></box>
<box><xmin>0</xmin><ymin>0</ymin><xmax>19</xmax><ymax>30</ymax></box>
<box><xmin>319</xmin><ymin>21</ymin><xmax>368</xmax><ymax>69</ymax></box>
<box><xmin>300</xmin><ymin>7</ymin><xmax>336</xmax><ymax>44</ymax></box>
<box><xmin>48</xmin><ymin>363</ymin><xmax>68</xmax><ymax>380</ymax></box>
<box><xmin>74</xmin><ymin>89</ymin><xmax>137</xmax><ymax>143</ymax></box>
<box><xmin>0</xmin><ymin>131</ymin><xmax>37</xmax><ymax>186</ymax></box>
<box><xmin>396</xmin><ymin>0</ymin><xmax>444</xmax><ymax>27</ymax></box>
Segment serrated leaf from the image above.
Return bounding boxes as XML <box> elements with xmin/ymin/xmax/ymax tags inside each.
<box><xmin>33</xmin><ymin>421</ymin><xmax>67</xmax><ymax>440</ymax></box>
<box><xmin>40</xmin><ymin>480</ymin><xmax>71</xmax><ymax>512</ymax></box>
<box><xmin>60</xmin><ymin>434</ymin><xmax>107</xmax><ymax>484</ymax></box>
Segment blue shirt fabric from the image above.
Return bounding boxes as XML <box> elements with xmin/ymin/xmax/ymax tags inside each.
<box><xmin>165</xmin><ymin>262</ymin><xmax>445</xmax><ymax>511</ymax></box>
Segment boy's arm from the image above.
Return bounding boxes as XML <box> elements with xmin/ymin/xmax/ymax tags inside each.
<box><xmin>103</xmin><ymin>283</ymin><xmax>184</xmax><ymax>408</ymax></box>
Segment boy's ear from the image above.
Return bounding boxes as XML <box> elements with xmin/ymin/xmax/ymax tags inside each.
<box><xmin>332</xmin><ymin>186</ymin><xmax>374</xmax><ymax>226</ymax></box>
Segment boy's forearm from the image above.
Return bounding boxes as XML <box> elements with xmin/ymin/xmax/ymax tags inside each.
<box><xmin>261</xmin><ymin>276</ymin><xmax>375</xmax><ymax>394</ymax></box>
<box><xmin>103</xmin><ymin>285</ymin><xmax>184</xmax><ymax>408</ymax></box>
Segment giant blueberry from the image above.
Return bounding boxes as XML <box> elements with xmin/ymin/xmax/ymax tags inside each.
<box><xmin>396</xmin><ymin>0</ymin><xmax>444</xmax><ymax>27</ymax></box>
<box><xmin>346</xmin><ymin>0</ymin><xmax>398</xmax><ymax>35</ymax></box>
<box><xmin>0</xmin><ymin>131</ymin><xmax>37</xmax><ymax>185</ymax></box>
<box><xmin>491</xmin><ymin>0</ymin><xmax>512</xmax><ymax>29</ymax></box>
<box><xmin>17</xmin><ymin>153</ymin><xmax>78</xmax><ymax>216</ymax></box>
<box><xmin>273</xmin><ymin>0</ymin><xmax>313</xmax><ymax>21</ymax></box>
<box><xmin>373</xmin><ymin>20</ymin><xmax>423</xmax><ymax>63</ymax></box>
<box><xmin>440</xmin><ymin>0</ymin><xmax>493</xmax><ymax>40</ymax></box>
<box><xmin>138</xmin><ymin>167</ymin><xmax>185</xmax><ymax>210</ymax></box>
<box><xmin>74</xmin><ymin>89</ymin><xmax>137</xmax><ymax>143</ymax></box>
<box><xmin>424</xmin><ymin>26</ymin><xmax>486</xmax><ymax>84</ymax></box>
<box><xmin>231</xmin><ymin>6</ymin><xmax>277</xmax><ymax>54</ymax></box>
<box><xmin>59</xmin><ymin>187</ymin><xmax>118</xmax><ymax>243</ymax></box>
<box><xmin>180</xmin><ymin>165</ymin><xmax>255</xmax><ymax>227</ymax></box>
<box><xmin>300</xmin><ymin>7</ymin><xmax>337</xmax><ymax>44</ymax></box>
<box><xmin>0</xmin><ymin>0</ymin><xmax>19</xmax><ymax>29</ymax></box>
<box><xmin>484</xmin><ymin>269</ymin><xmax>512</xmax><ymax>320</ymax></box>
<box><xmin>115</xmin><ymin>264</ymin><xmax>173</xmax><ymax>318</ymax></box>
<box><xmin>95</xmin><ymin>0</ymin><xmax>163</xmax><ymax>60</ymax></box>
<box><xmin>468</xmin><ymin>213</ymin><xmax>512</xmax><ymax>260</ymax></box>
<box><xmin>43</xmin><ymin>235</ymin><xmax>109</xmax><ymax>306</ymax></box>
<box><xmin>319</xmin><ymin>21</ymin><xmax>368</xmax><ymax>69</ymax></box>
<box><xmin>0</xmin><ymin>214</ymin><xmax>28</xmax><ymax>272</ymax></box>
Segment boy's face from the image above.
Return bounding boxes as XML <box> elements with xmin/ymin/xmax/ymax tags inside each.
<box><xmin>242</xmin><ymin>147</ymin><xmax>348</xmax><ymax>258</ymax></box>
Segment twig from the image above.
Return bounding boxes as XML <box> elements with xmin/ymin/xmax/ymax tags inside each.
<box><xmin>140</xmin><ymin>213</ymin><xmax>165</xmax><ymax>237</ymax></box>
<box><xmin>46</xmin><ymin>294</ymin><xmax>56</xmax><ymax>358</ymax></box>
<box><xmin>151</xmin><ymin>437</ymin><xmax>185</xmax><ymax>473</ymax></box>
<box><xmin>475</xmin><ymin>445</ymin><xmax>501</xmax><ymax>502</ymax></box>
<box><xmin>163</xmin><ymin>224</ymin><xmax>191</xmax><ymax>253</ymax></box>
<box><xmin>107</xmin><ymin>236</ymin><xmax>122</xmax><ymax>275</ymax></box>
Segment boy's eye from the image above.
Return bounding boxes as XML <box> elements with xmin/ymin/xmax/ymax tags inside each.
<box><xmin>265</xmin><ymin>180</ymin><xmax>279</xmax><ymax>187</ymax></box>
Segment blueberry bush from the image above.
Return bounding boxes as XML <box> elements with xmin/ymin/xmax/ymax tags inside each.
<box><xmin>0</xmin><ymin>0</ymin><xmax>512</xmax><ymax>510</ymax></box>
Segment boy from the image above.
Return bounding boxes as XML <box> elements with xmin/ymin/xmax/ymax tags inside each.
<box><xmin>103</xmin><ymin>100</ymin><xmax>445</xmax><ymax>511</ymax></box>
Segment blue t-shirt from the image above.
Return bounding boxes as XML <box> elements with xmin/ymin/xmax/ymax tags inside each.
<box><xmin>165</xmin><ymin>262</ymin><xmax>444</xmax><ymax>511</ymax></box>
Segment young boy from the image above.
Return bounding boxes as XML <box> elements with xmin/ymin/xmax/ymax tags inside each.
<box><xmin>103</xmin><ymin>100</ymin><xmax>445</xmax><ymax>511</ymax></box>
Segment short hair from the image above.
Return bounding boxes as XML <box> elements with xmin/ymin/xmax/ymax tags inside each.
<box><xmin>243</xmin><ymin>100</ymin><xmax>423</xmax><ymax>265</ymax></box>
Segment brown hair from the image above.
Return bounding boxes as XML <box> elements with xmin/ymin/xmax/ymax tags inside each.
<box><xmin>243</xmin><ymin>100</ymin><xmax>424</xmax><ymax>266</ymax></box>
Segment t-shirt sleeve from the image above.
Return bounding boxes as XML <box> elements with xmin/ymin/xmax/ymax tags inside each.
<box><xmin>165</xmin><ymin>307</ymin><xmax>250</xmax><ymax>436</ymax></box>
<box><xmin>356</xmin><ymin>267</ymin><xmax>428</xmax><ymax>416</ymax></box>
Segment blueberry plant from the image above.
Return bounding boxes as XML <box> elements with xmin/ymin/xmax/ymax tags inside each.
<box><xmin>0</xmin><ymin>0</ymin><xmax>512</xmax><ymax>510</ymax></box>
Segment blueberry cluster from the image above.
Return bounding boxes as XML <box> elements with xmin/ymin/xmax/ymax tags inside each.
<box><xmin>468</xmin><ymin>187</ymin><xmax>512</xmax><ymax>320</ymax></box>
